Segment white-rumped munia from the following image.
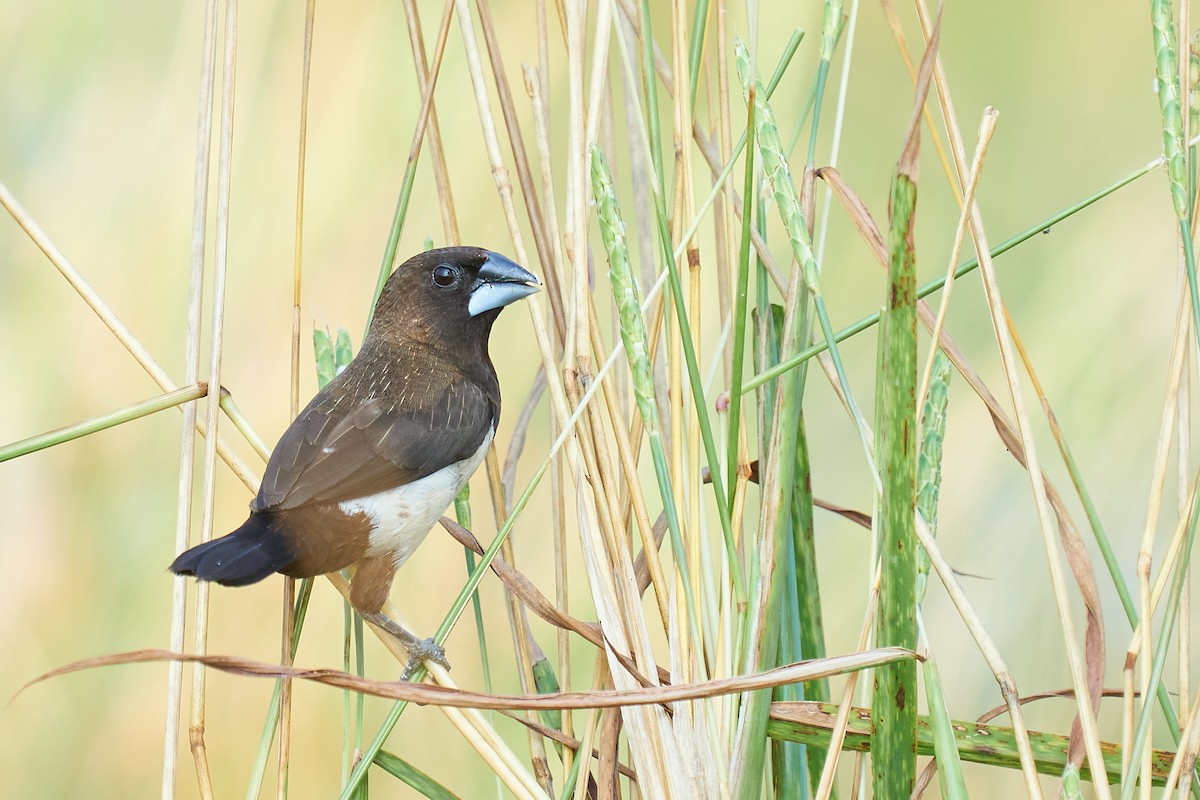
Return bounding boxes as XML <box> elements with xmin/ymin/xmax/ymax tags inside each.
<box><xmin>171</xmin><ymin>247</ymin><xmax>539</xmax><ymax>678</ymax></box>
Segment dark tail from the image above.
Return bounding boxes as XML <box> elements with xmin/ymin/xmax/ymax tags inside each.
<box><xmin>170</xmin><ymin>514</ymin><xmax>294</xmax><ymax>587</ymax></box>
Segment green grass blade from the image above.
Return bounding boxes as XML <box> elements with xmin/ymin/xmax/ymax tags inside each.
<box><xmin>772</xmin><ymin>524</ymin><xmax>808</xmax><ymax>800</ymax></box>
<box><xmin>638</xmin><ymin>0</ymin><xmax>664</xmax><ymax>198</ymax></box>
<box><xmin>373</xmin><ymin>750</ymin><xmax>462</xmax><ymax>800</ymax></box>
<box><xmin>764</xmin><ymin>304</ymin><xmax>812</xmax><ymax>800</ymax></box>
<box><xmin>725</xmin><ymin>91</ymin><xmax>757</xmax><ymax>518</ymax></box>
<box><xmin>789</xmin><ymin>412</ymin><xmax>832</xmax><ymax>797</ymax></box>
<box><xmin>627</xmin><ymin>1</ymin><xmax>745</xmax><ymax>607</ymax></box>
<box><xmin>314</xmin><ymin>326</ymin><xmax>335</xmax><ymax>379</ymax></box>
<box><xmin>367</xmin><ymin>157</ymin><xmax>424</xmax><ymax>338</ymax></box>
<box><xmin>921</xmin><ymin>651</ymin><xmax>968</xmax><ymax>799</ymax></box>
<box><xmin>453</xmin><ymin>484</ymin><xmax>494</xmax><ymax>695</ymax></box>
<box><xmin>557</xmin><ymin>731</ymin><xmax>585</xmax><ymax>800</ymax></box>
<box><xmin>741</xmin><ymin>158</ymin><xmax>1156</xmax><ymax>394</ymax></box>
<box><xmin>650</xmin><ymin>205</ymin><xmax>743</xmax><ymax>604</ymax></box>
<box><xmin>737</xmin><ymin>283</ymin><xmax>803</xmax><ymax>800</ymax></box>
<box><xmin>1061</xmin><ymin>764</ymin><xmax>1083</xmax><ymax>799</ymax></box>
<box><xmin>334</xmin><ymin>327</ymin><xmax>353</xmax><ymax>375</ymax></box>
<box><xmin>531</xmin><ymin>656</ymin><xmax>563</xmax><ymax>741</ymax></box>
<box><xmin>686</xmin><ymin>0</ymin><xmax>710</xmax><ymax>111</ymax></box>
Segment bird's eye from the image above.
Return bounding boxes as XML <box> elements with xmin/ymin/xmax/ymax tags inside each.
<box><xmin>432</xmin><ymin>264</ymin><xmax>460</xmax><ymax>288</ymax></box>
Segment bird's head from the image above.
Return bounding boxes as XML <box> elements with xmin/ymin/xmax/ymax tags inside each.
<box><xmin>367</xmin><ymin>246</ymin><xmax>540</xmax><ymax>353</ymax></box>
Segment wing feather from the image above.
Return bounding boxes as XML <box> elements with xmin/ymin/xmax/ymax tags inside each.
<box><xmin>253</xmin><ymin>363</ymin><xmax>496</xmax><ymax>512</ymax></box>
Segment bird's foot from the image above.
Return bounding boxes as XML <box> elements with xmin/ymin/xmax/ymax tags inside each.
<box><xmin>399</xmin><ymin>637</ymin><xmax>451</xmax><ymax>682</ymax></box>
<box><xmin>358</xmin><ymin>610</ymin><xmax>450</xmax><ymax>681</ymax></box>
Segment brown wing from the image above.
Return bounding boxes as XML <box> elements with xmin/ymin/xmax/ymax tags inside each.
<box><xmin>253</xmin><ymin>374</ymin><xmax>496</xmax><ymax>512</ymax></box>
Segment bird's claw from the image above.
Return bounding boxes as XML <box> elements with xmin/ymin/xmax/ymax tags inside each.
<box><xmin>399</xmin><ymin>637</ymin><xmax>450</xmax><ymax>681</ymax></box>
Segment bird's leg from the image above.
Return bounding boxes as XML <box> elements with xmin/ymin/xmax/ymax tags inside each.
<box><xmin>358</xmin><ymin>610</ymin><xmax>450</xmax><ymax>681</ymax></box>
<box><xmin>350</xmin><ymin>556</ymin><xmax>450</xmax><ymax>681</ymax></box>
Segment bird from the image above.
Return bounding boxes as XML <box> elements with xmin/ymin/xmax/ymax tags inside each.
<box><xmin>171</xmin><ymin>246</ymin><xmax>540</xmax><ymax>679</ymax></box>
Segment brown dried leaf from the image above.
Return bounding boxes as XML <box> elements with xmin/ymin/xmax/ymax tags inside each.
<box><xmin>898</xmin><ymin>5</ymin><xmax>942</xmax><ymax>179</ymax></box>
<box><xmin>18</xmin><ymin>647</ymin><xmax>916</xmax><ymax>711</ymax></box>
<box><xmin>815</xmin><ymin>166</ymin><xmax>886</xmax><ymax>265</ymax></box>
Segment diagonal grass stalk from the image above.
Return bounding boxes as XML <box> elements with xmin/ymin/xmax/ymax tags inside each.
<box><xmin>0</xmin><ymin>180</ymin><xmax>261</xmax><ymax>488</ymax></box>
<box><xmin>742</xmin><ymin>153</ymin><xmax>1162</xmax><ymax>394</ymax></box>
<box><xmin>0</xmin><ymin>384</ymin><xmax>208</xmax><ymax>463</ymax></box>
<box><xmin>918</xmin><ymin>634</ymin><xmax>968</xmax><ymax>799</ymax></box>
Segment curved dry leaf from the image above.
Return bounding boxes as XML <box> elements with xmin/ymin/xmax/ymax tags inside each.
<box><xmin>19</xmin><ymin>647</ymin><xmax>916</xmax><ymax>711</ymax></box>
<box><xmin>815</xmin><ymin>166</ymin><xmax>886</xmax><ymax>264</ymax></box>
<box><xmin>897</xmin><ymin>6</ymin><xmax>941</xmax><ymax>178</ymax></box>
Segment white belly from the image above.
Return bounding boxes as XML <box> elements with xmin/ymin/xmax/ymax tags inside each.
<box><xmin>338</xmin><ymin>427</ymin><xmax>493</xmax><ymax>567</ymax></box>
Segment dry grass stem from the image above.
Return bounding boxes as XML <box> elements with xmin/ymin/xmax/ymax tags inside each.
<box><xmin>277</xmin><ymin>5</ymin><xmax>316</xmax><ymax>783</ymax></box>
<box><xmin>186</xmin><ymin>0</ymin><xmax>242</xmax><ymax>793</ymax></box>
<box><xmin>162</xmin><ymin>0</ymin><xmax>221</xmax><ymax>792</ymax></box>
<box><xmin>1131</xmin><ymin>224</ymin><xmax>1197</xmax><ymax>794</ymax></box>
<box><xmin>0</xmin><ymin>181</ymin><xmax>261</xmax><ymax>488</ymax></box>
<box><xmin>401</xmin><ymin>0</ymin><xmax>461</xmax><ymax>245</ymax></box>
<box><xmin>952</xmin><ymin>121</ymin><xmax>1112</xmax><ymax>799</ymax></box>
<box><xmin>916</xmin><ymin>107</ymin><xmax>998</xmax><ymax>410</ymax></box>
<box><xmin>907</xmin><ymin>0</ymin><xmax>1111</xmax><ymax>789</ymax></box>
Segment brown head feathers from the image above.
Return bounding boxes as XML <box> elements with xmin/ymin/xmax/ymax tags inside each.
<box><xmin>366</xmin><ymin>247</ymin><xmax>539</xmax><ymax>356</ymax></box>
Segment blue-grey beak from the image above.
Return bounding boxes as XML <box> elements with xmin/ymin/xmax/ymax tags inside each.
<box><xmin>468</xmin><ymin>252</ymin><xmax>541</xmax><ymax>317</ymax></box>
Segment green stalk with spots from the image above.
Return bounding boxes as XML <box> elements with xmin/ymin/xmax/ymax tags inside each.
<box><xmin>766</xmin><ymin>703</ymin><xmax>1176</xmax><ymax>785</ymax></box>
<box><xmin>872</xmin><ymin>167</ymin><xmax>919</xmax><ymax>796</ymax></box>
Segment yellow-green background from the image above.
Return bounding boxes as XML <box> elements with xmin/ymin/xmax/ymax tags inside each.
<box><xmin>0</xmin><ymin>0</ymin><xmax>1184</xmax><ymax>797</ymax></box>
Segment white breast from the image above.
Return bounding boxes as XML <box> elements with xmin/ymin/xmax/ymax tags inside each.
<box><xmin>338</xmin><ymin>427</ymin><xmax>494</xmax><ymax>567</ymax></box>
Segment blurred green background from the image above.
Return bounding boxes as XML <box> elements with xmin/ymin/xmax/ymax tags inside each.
<box><xmin>0</xmin><ymin>0</ymin><xmax>1186</xmax><ymax>797</ymax></box>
